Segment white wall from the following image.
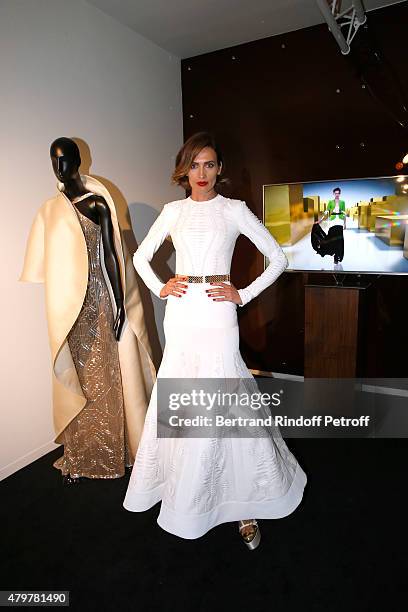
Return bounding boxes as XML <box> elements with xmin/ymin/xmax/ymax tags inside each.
<box><xmin>0</xmin><ymin>0</ymin><xmax>183</xmax><ymax>480</ymax></box>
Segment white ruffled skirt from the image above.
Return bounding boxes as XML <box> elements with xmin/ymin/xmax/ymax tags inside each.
<box><xmin>123</xmin><ymin>282</ymin><xmax>307</xmax><ymax>539</ymax></box>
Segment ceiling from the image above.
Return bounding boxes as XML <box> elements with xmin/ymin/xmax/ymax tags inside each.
<box><xmin>86</xmin><ymin>0</ymin><xmax>405</xmax><ymax>59</ymax></box>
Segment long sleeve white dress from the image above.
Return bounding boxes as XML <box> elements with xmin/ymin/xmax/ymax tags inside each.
<box><xmin>123</xmin><ymin>193</ymin><xmax>307</xmax><ymax>539</ymax></box>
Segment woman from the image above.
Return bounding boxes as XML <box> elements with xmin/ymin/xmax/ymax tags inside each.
<box><xmin>123</xmin><ymin>132</ymin><xmax>307</xmax><ymax>550</ymax></box>
<box><xmin>312</xmin><ymin>186</ymin><xmax>345</xmax><ymax>264</ymax></box>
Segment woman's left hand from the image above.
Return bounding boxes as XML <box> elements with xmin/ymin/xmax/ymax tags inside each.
<box><xmin>206</xmin><ymin>282</ymin><xmax>242</xmax><ymax>305</ymax></box>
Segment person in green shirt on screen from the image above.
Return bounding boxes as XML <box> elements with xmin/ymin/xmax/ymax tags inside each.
<box><xmin>326</xmin><ymin>187</ymin><xmax>346</xmax><ymax>226</ymax></box>
<box><xmin>313</xmin><ymin>186</ymin><xmax>345</xmax><ymax>264</ymax></box>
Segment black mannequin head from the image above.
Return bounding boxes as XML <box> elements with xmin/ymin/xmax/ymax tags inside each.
<box><xmin>50</xmin><ymin>137</ymin><xmax>81</xmax><ymax>183</ymax></box>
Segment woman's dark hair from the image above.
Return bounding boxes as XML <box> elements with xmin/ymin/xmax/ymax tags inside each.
<box><xmin>171</xmin><ymin>131</ymin><xmax>227</xmax><ymax>192</ymax></box>
<box><xmin>333</xmin><ymin>187</ymin><xmax>341</xmax><ymax>193</ymax></box>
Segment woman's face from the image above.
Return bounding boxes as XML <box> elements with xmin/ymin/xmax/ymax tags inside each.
<box><xmin>187</xmin><ymin>146</ymin><xmax>221</xmax><ymax>194</ymax></box>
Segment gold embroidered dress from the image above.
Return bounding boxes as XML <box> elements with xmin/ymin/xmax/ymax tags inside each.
<box><xmin>19</xmin><ymin>176</ymin><xmax>156</xmax><ymax>477</ymax></box>
<box><xmin>53</xmin><ymin>202</ymin><xmax>129</xmax><ymax>477</ymax></box>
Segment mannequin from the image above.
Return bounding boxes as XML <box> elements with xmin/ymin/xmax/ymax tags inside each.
<box><xmin>20</xmin><ymin>138</ymin><xmax>156</xmax><ymax>484</ymax></box>
<box><xmin>50</xmin><ymin>138</ymin><xmax>125</xmax><ymax>341</ymax></box>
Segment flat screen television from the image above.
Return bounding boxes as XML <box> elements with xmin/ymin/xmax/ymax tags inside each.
<box><xmin>263</xmin><ymin>175</ymin><xmax>408</xmax><ymax>274</ymax></box>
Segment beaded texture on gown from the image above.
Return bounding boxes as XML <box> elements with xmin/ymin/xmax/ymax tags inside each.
<box><xmin>54</xmin><ymin>206</ymin><xmax>130</xmax><ymax>478</ymax></box>
<box><xmin>123</xmin><ymin>193</ymin><xmax>307</xmax><ymax>538</ymax></box>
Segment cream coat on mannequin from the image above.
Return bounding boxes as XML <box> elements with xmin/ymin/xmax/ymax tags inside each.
<box><xmin>19</xmin><ymin>175</ymin><xmax>156</xmax><ymax>460</ymax></box>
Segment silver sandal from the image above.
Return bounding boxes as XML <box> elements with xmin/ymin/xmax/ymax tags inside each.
<box><xmin>238</xmin><ymin>519</ymin><xmax>261</xmax><ymax>550</ymax></box>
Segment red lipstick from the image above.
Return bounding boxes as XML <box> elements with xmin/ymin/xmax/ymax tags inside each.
<box><xmin>197</xmin><ymin>181</ymin><xmax>208</xmax><ymax>186</ymax></box>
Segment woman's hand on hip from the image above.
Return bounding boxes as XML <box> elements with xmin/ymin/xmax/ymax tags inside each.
<box><xmin>160</xmin><ymin>276</ymin><xmax>188</xmax><ymax>298</ymax></box>
<box><xmin>206</xmin><ymin>281</ymin><xmax>242</xmax><ymax>305</ymax></box>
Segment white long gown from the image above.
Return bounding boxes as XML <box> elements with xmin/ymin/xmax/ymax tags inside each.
<box><xmin>123</xmin><ymin>193</ymin><xmax>307</xmax><ymax>539</ymax></box>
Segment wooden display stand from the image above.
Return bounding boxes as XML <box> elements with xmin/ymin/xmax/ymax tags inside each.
<box><xmin>304</xmin><ymin>281</ymin><xmax>369</xmax><ymax>377</ymax></box>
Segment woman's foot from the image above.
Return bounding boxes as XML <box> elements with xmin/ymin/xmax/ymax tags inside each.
<box><xmin>238</xmin><ymin>519</ymin><xmax>261</xmax><ymax>550</ymax></box>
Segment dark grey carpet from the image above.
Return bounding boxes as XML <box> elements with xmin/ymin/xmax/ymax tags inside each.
<box><xmin>1</xmin><ymin>439</ymin><xmax>399</xmax><ymax>611</ymax></box>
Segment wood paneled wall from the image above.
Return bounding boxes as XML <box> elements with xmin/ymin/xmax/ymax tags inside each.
<box><xmin>181</xmin><ymin>2</ymin><xmax>408</xmax><ymax>376</ymax></box>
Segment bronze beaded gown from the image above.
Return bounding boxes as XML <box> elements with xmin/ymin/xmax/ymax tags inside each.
<box><xmin>53</xmin><ymin>206</ymin><xmax>130</xmax><ymax>478</ymax></box>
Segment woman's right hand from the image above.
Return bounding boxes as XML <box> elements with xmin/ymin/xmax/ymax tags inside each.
<box><xmin>160</xmin><ymin>276</ymin><xmax>188</xmax><ymax>298</ymax></box>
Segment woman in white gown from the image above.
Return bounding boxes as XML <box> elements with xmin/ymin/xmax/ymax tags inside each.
<box><xmin>123</xmin><ymin>132</ymin><xmax>307</xmax><ymax>549</ymax></box>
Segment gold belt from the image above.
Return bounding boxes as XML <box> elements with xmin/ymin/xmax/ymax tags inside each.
<box><xmin>175</xmin><ymin>273</ymin><xmax>230</xmax><ymax>284</ymax></box>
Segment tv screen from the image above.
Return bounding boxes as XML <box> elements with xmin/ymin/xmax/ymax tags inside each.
<box><xmin>263</xmin><ymin>175</ymin><xmax>408</xmax><ymax>274</ymax></box>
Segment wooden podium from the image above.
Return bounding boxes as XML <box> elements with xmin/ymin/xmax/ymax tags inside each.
<box><xmin>304</xmin><ymin>282</ymin><xmax>370</xmax><ymax>377</ymax></box>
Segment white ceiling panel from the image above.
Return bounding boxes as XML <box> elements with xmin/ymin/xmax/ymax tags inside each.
<box><xmin>86</xmin><ymin>0</ymin><xmax>406</xmax><ymax>58</ymax></box>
